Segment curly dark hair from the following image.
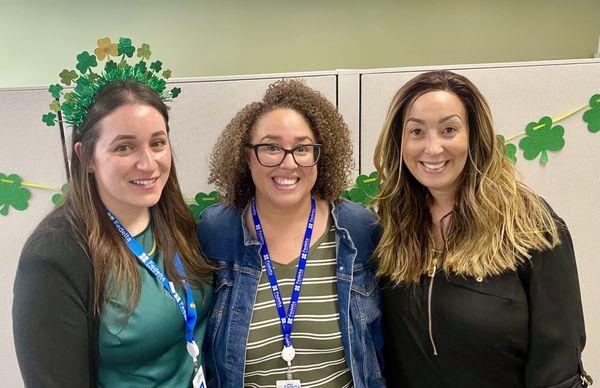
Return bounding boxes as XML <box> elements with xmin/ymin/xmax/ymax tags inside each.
<box><xmin>209</xmin><ymin>79</ymin><xmax>354</xmax><ymax>210</ymax></box>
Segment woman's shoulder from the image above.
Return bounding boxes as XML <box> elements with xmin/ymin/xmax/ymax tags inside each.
<box><xmin>334</xmin><ymin>199</ymin><xmax>379</xmax><ymax>226</ymax></box>
<box><xmin>196</xmin><ymin>203</ymin><xmax>245</xmax><ymax>257</ymax></box>
<box><xmin>19</xmin><ymin>208</ymin><xmax>91</xmax><ymax>274</ymax></box>
<box><xmin>197</xmin><ymin>203</ymin><xmax>242</xmax><ymax>232</ymax></box>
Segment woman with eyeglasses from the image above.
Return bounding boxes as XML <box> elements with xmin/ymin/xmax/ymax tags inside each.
<box><xmin>197</xmin><ymin>79</ymin><xmax>384</xmax><ymax>387</ymax></box>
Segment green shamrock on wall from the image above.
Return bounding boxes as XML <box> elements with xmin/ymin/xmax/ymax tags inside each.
<box><xmin>497</xmin><ymin>135</ymin><xmax>517</xmax><ymax>163</ymax></box>
<box><xmin>582</xmin><ymin>94</ymin><xmax>600</xmax><ymax>133</ymax></box>
<box><xmin>75</xmin><ymin>51</ymin><xmax>98</xmax><ymax>74</ymax></box>
<box><xmin>52</xmin><ymin>183</ymin><xmax>69</xmax><ymax>206</ymax></box>
<box><xmin>162</xmin><ymin>69</ymin><xmax>172</xmax><ymax>79</ymax></box>
<box><xmin>340</xmin><ymin>172</ymin><xmax>379</xmax><ymax>205</ymax></box>
<box><xmin>519</xmin><ymin>116</ymin><xmax>565</xmax><ymax>165</ymax></box>
<box><xmin>0</xmin><ymin>174</ymin><xmax>31</xmax><ymax>216</ymax></box>
<box><xmin>189</xmin><ymin>191</ymin><xmax>220</xmax><ymax>220</ymax></box>
<box><xmin>505</xmin><ymin>144</ymin><xmax>517</xmax><ymax>163</ymax></box>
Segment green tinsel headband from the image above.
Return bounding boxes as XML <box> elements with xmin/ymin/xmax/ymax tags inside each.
<box><xmin>42</xmin><ymin>37</ymin><xmax>182</xmax><ymax>131</ymax></box>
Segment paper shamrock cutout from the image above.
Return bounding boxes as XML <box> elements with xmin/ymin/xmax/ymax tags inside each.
<box><xmin>497</xmin><ymin>135</ymin><xmax>517</xmax><ymax>163</ymax></box>
<box><xmin>52</xmin><ymin>183</ymin><xmax>69</xmax><ymax>206</ymax></box>
<box><xmin>44</xmin><ymin>37</ymin><xmax>182</xmax><ymax>129</ymax></box>
<box><xmin>150</xmin><ymin>60</ymin><xmax>163</xmax><ymax>73</ymax></box>
<box><xmin>59</xmin><ymin>69</ymin><xmax>78</xmax><ymax>85</ymax></box>
<box><xmin>94</xmin><ymin>37</ymin><xmax>118</xmax><ymax>61</ymax></box>
<box><xmin>0</xmin><ymin>174</ymin><xmax>31</xmax><ymax>216</ymax></box>
<box><xmin>505</xmin><ymin>143</ymin><xmax>517</xmax><ymax>163</ymax></box>
<box><xmin>75</xmin><ymin>51</ymin><xmax>98</xmax><ymax>73</ymax></box>
<box><xmin>42</xmin><ymin>112</ymin><xmax>57</xmax><ymax>126</ymax></box>
<box><xmin>189</xmin><ymin>191</ymin><xmax>220</xmax><ymax>220</ymax></box>
<box><xmin>171</xmin><ymin>87</ymin><xmax>182</xmax><ymax>98</ymax></box>
<box><xmin>118</xmin><ymin>37</ymin><xmax>135</xmax><ymax>58</ymax></box>
<box><xmin>137</xmin><ymin>43</ymin><xmax>152</xmax><ymax>60</ymax></box>
<box><xmin>104</xmin><ymin>60</ymin><xmax>118</xmax><ymax>73</ymax></box>
<box><xmin>48</xmin><ymin>84</ymin><xmax>63</xmax><ymax>99</ymax></box>
<box><xmin>519</xmin><ymin>116</ymin><xmax>565</xmax><ymax>165</ymax></box>
<box><xmin>134</xmin><ymin>61</ymin><xmax>147</xmax><ymax>74</ymax></box>
<box><xmin>582</xmin><ymin>94</ymin><xmax>600</xmax><ymax>133</ymax></box>
<box><xmin>340</xmin><ymin>172</ymin><xmax>379</xmax><ymax>205</ymax></box>
<box><xmin>49</xmin><ymin>101</ymin><xmax>61</xmax><ymax>112</ymax></box>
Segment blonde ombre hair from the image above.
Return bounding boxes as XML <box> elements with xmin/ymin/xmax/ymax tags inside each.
<box><xmin>373</xmin><ymin>70</ymin><xmax>560</xmax><ymax>284</ymax></box>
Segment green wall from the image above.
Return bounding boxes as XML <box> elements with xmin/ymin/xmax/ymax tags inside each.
<box><xmin>1</xmin><ymin>0</ymin><xmax>599</xmax><ymax>88</ymax></box>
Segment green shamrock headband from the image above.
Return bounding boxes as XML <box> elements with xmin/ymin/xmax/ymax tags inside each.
<box><xmin>42</xmin><ymin>37</ymin><xmax>182</xmax><ymax>131</ymax></box>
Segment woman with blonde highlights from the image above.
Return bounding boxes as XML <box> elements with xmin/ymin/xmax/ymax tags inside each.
<box><xmin>374</xmin><ymin>70</ymin><xmax>590</xmax><ymax>387</ymax></box>
<box><xmin>198</xmin><ymin>79</ymin><xmax>384</xmax><ymax>387</ymax></box>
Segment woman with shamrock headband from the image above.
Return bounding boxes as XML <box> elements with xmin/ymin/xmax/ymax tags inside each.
<box><xmin>13</xmin><ymin>38</ymin><xmax>212</xmax><ymax>387</ymax></box>
<box><xmin>198</xmin><ymin>79</ymin><xmax>384</xmax><ymax>387</ymax></box>
<box><xmin>374</xmin><ymin>70</ymin><xmax>591</xmax><ymax>387</ymax></box>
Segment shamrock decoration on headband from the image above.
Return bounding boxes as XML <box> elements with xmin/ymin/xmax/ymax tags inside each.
<box><xmin>42</xmin><ymin>37</ymin><xmax>181</xmax><ymax>129</ymax></box>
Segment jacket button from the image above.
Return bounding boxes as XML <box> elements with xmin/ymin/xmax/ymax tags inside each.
<box><xmin>339</xmin><ymin>265</ymin><xmax>344</xmax><ymax>271</ymax></box>
<box><xmin>476</xmin><ymin>276</ymin><xmax>483</xmax><ymax>282</ymax></box>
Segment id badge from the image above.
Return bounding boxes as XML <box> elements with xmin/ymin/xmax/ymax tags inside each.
<box><xmin>276</xmin><ymin>380</ymin><xmax>302</xmax><ymax>388</ymax></box>
<box><xmin>192</xmin><ymin>365</ymin><xmax>206</xmax><ymax>388</ymax></box>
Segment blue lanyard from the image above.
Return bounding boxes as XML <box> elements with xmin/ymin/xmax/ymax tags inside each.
<box><xmin>105</xmin><ymin>209</ymin><xmax>200</xmax><ymax>365</ymax></box>
<box><xmin>250</xmin><ymin>195</ymin><xmax>316</xmax><ymax>349</ymax></box>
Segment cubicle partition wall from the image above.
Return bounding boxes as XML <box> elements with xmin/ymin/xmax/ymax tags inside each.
<box><xmin>1</xmin><ymin>59</ymin><xmax>598</xmax><ymax>386</ymax></box>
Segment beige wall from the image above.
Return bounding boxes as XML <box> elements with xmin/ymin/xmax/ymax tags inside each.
<box><xmin>1</xmin><ymin>0</ymin><xmax>599</xmax><ymax>88</ymax></box>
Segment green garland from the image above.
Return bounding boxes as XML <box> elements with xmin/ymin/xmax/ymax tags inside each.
<box><xmin>4</xmin><ymin>89</ymin><xmax>600</xmax><ymax>218</ymax></box>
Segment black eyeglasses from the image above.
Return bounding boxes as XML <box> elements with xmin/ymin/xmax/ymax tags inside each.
<box><xmin>244</xmin><ymin>143</ymin><xmax>323</xmax><ymax>167</ymax></box>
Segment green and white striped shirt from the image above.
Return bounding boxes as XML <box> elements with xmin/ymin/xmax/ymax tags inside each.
<box><xmin>244</xmin><ymin>219</ymin><xmax>353</xmax><ymax>388</ymax></box>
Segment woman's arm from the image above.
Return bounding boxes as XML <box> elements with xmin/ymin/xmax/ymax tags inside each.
<box><xmin>13</xmin><ymin>233</ymin><xmax>94</xmax><ymax>387</ymax></box>
<box><xmin>522</xmin><ymin>219</ymin><xmax>591</xmax><ymax>387</ymax></box>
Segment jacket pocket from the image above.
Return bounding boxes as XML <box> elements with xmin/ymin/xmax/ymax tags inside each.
<box><xmin>350</xmin><ymin>264</ymin><xmax>384</xmax><ymax>385</ymax></box>
<box><xmin>446</xmin><ymin>271</ymin><xmax>520</xmax><ymax>301</ymax></box>
<box><xmin>350</xmin><ymin>265</ymin><xmax>380</xmax><ymax>325</ymax></box>
<box><xmin>210</xmin><ymin>268</ymin><xmax>234</xmax><ymax>319</ymax></box>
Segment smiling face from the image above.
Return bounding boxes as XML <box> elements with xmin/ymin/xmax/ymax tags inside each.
<box><xmin>247</xmin><ymin>107</ymin><xmax>318</xmax><ymax>211</ymax></box>
<box><xmin>402</xmin><ymin>90</ymin><xmax>469</xmax><ymax>200</ymax></box>
<box><xmin>90</xmin><ymin>103</ymin><xmax>171</xmax><ymax>218</ymax></box>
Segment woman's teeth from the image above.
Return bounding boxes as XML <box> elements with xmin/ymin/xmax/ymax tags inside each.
<box><xmin>131</xmin><ymin>178</ymin><xmax>157</xmax><ymax>185</ymax></box>
<box><xmin>273</xmin><ymin>177</ymin><xmax>298</xmax><ymax>186</ymax></box>
<box><xmin>422</xmin><ymin>161</ymin><xmax>446</xmax><ymax>170</ymax></box>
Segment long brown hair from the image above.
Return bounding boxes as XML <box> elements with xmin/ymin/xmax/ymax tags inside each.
<box><xmin>374</xmin><ymin>70</ymin><xmax>560</xmax><ymax>284</ymax></box>
<box><xmin>56</xmin><ymin>80</ymin><xmax>211</xmax><ymax>314</ymax></box>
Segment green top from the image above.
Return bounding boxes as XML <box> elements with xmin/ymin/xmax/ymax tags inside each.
<box><xmin>244</xmin><ymin>216</ymin><xmax>353</xmax><ymax>387</ymax></box>
<box><xmin>99</xmin><ymin>225</ymin><xmax>212</xmax><ymax>387</ymax></box>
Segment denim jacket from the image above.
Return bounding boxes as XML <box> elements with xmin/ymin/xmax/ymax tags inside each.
<box><xmin>197</xmin><ymin>199</ymin><xmax>385</xmax><ymax>387</ymax></box>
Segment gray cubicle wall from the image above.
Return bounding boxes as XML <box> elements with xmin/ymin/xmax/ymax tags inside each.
<box><xmin>0</xmin><ymin>87</ymin><xmax>69</xmax><ymax>386</ymax></box>
<box><xmin>359</xmin><ymin>59</ymin><xmax>600</xmax><ymax>373</ymax></box>
<box><xmin>2</xmin><ymin>60</ymin><xmax>598</xmax><ymax>385</ymax></box>
<box><xmin>0</xmin><ymin>72</ymin><xmax>339</xmax><ymax>387</ymax></box>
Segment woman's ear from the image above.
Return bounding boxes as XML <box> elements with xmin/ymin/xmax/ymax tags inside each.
<box><xmin>74</xmin><ymin>142</ymin><xmax>83</xmax><ymax>161</ymax></box>
<box><xmin>74</xmin><ymin>142</ymin><xmax>94</xmax><ymax>172</ymax></box>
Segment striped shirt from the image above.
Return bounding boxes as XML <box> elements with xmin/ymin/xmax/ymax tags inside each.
<box><xmin>244</xmin><ymin>219</ymin><xmax>353</xmax><ymax>388</ymax></box>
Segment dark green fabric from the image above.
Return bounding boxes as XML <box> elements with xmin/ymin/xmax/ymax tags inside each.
<box><xmin>99</xmin><ymin>225</ymin><xmax>212</xmax><ymax>387</ymax></box>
